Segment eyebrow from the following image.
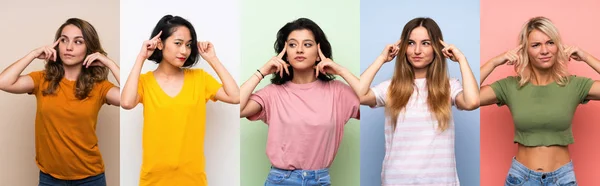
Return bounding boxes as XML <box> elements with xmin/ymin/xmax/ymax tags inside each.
<box><xmin>174</xmin><ymin>39</ymin><xmax>193</xmax><ymax>42</ymax></box>
<box><xmin>61</xmin><ymin>35</ymin><xmax>84</xmax><ymax>39</ymax></box>
<box><xmin>530</xmin><ymin>39</ymin><xmax>553</xmax><ymax>44</ymax></box>
<box><xmin>288</xmin><ymin>39</ymin><xmax>315</xmax><ymax>42</ymax></box>
<box><xmin>408</xmin><ymin>39</ymin><xmax>431</xmax><ymax>42</ymax></box>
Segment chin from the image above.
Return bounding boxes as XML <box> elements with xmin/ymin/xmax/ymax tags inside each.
<box><xmin>409</xmin><ymin>61</ymin><xmax>432</xmax><ymax>69</ymax></box>
<box><xmin>290</xmin><ymin>62</ymin><xmax>315</xmax><ymax>71</ymax></box>
<box><xmin>61</xmin><ymin>60</ymin><xmax>83</xmax><ymax>66</ymax></box>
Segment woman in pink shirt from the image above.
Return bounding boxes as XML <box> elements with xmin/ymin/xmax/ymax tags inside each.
<box><xmin>239</xmin><ymin>18</ymin><xmax>360</xmax><ymax>186</ymax></box>
<box><xmin>357</xmin><ymin>17</ymin><xmax>479</xmax><ymax>185</ymax></box>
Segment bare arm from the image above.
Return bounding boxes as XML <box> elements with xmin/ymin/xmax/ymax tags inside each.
<box><xmin>0</xmin><ymin>41</ymin><xmax>59</xmax><ymax>94</ymax></box>
<box><xmin>121</xmin><ymin>31</ymin><xmax>162</xmax><ymax>110</ymax></box>
<box><xmin>198</xmin><ymin>41</ymin><xmax>240</xmax><ymax>104</ymax></box>
<box><xmin>358</xmin><ymin>43</ymin><xmax>399</xmax><ymax>107</ymax></box>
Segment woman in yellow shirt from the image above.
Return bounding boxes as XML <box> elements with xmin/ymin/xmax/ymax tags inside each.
<box><xmin>121</xmin><ymin>15</ymin><xmax>239</xmax><ymax>186</ymax></box>
<box><xmin>0</xmin><ymin>18</ymin><xmax>120</xmax><ymax>186</ymax></box>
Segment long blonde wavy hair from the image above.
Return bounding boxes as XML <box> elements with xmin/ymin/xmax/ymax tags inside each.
<box><xmin>515</xmin><ymin>16</ymin><xmax>570</xmax><ymax>87</ymax></box>
<box><xmin>387</xmin><ymin>17</ymin><xmax>451</xmax><ymax>131</ymax></box>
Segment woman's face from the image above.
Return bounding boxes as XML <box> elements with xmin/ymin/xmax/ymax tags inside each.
<box><xmin>527</xmin><ymin>29</ymin><xmax>558</xmax><ymax>70</ymax></box>
<box><xmin>58</xmin><ymin>24</ymin><xmax>87</xmax><ymax>66</ymax></box>
<box><xmin>406</xmin><ymin>26</ymin><xmax>434</xmax><ymax>69</ymax></box>
<box><xmin>160</xmin><ymin>26</ymin><xmax>193</xmax><ymax>67</ymax></box>
<box><xmin>285</xmin><ymin>29</ymin><xmax>319</xmax><ymax>71</ymax></box>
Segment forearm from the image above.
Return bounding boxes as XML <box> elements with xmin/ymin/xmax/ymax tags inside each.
<box><xmin>121</xmin><ymin>56</ymin><xmax>145</xmax><ymax>109</ymax></box>
<box><xmin>106</xmin><ymin>60</ymin><xmax>120</xmax><ymax>85</ymax></box>
<box><xmin>359</xmin><ymin>56</ymin><xmax>386</xmax><ymax>96</ymax></box>
<box><xmin>206</xmin><ymin>57</ymin><xmax>239</xmax><ymax>98</ymax></box>
<box><xmin>585</xmin><ymin>55</ymin><xmax>600</xmax><ymax>74</ymax></box>
<box><xmin>239</xmin><ymin>70</ymin><xmax>262</xmax><ymax>112</ymax></box>
<box><xmin>480</xmin><ymin>61</ymin><xmax>497</xmax><ymax>85</ymax></box>
<box><xmin>337</xmin><ymin>67</ymin><xmax>360</xmax><ymax>95</ymax></box>
<box><xmin>0</xmin><ymin>52</ymin><xmax>36</xmax><ymax>87</ymax></box>
<box><xmin>458</xmin><ymin>59</ymin><xmax>480</xmax><ymax>107</ymax></box>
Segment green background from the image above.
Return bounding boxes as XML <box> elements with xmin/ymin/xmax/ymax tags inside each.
<box><xmin>240</xmin><ymin>0</ymin><xmax>360</xmax><ymax>185</ymax></box>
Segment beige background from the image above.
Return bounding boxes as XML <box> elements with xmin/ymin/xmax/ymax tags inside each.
<box><xmin>0</xmin><ymin>0</ymin><xmax>120</xmax><ymax>185</ymax></box>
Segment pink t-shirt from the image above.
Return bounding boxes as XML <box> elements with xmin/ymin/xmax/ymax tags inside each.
<box><xmin>248</xmin><ymin>80</ymin><xmax>360</xmax><ymax>170</ymax></box>
<box><xmin>371</xmin><ymin>78</ymin><xmax>463</xmax><ymax>186</ymax></box>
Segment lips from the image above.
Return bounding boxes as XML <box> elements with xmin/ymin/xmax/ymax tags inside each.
<box><xmin>177</xmin><ymin>57</ymin><xmax>186</xmax><ymax>61</ymax></box>
<box><xmin>412</xmin><ymin>57</ymin><xmax>423</xmax><ymax>61</ymax></box>
<box><xmin>539</xmin><ymin>56</ymin><xmax>552</xmax><ymax>62</ymax></box>
<box><xmin>63</xmin><ymin>54</ymin><xmax>75</xmax><ymax>58</ymax></box>
<box><xmin>294</xmin><ymin>56</ymin><xmax>306</xmax><ymax>61</ymax></box>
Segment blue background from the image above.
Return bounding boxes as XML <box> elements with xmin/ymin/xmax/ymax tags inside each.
<box><xmin>359</xmin><ymin>0</ymin><xmax>481</xmax><ymax>185</ymax></box>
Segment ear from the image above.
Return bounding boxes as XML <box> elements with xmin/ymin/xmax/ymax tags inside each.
<box><xmin>317</xmin><ymin>57</ymin><xmax>321</xmax><ymax>61</ymax></box>
<box><xmin>157</xmin><ymin>40</ymin><xmax>164</xmax><ymax>50</ymax></box>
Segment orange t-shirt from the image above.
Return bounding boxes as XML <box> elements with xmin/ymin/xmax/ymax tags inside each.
<box><xmin>28</xmin><ymin>71</ymin><xmax>115</xmax><ymax>180</ymax></box>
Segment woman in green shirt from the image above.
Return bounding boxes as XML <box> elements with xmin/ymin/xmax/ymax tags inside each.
<box><xmin>480</xmin><ymin>16</ymin><xmax>600</xmax><ymax>185</ymax></box>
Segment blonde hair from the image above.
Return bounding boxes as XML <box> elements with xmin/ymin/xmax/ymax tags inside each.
<box><xmin>387</xmin><ymin>17</ymin><xmax>451</xmax><ymax>131</ymax></box>
<box><xmin>515</xmin><ymin>16</ymin><xmax>570</xmax><ymax>87</ymax></box>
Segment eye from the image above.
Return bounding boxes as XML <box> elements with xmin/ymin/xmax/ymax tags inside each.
<box><xmin>408</xmin><ymin>41</ymin><xmax>415</xmax><ymax>45</ymax></box>
<box><xmin>422</xmin><ymin>41</ymin><xmax>431</xmax><ymax>46</ymax></box>
<box><xmin>60</xmin><ymin>38</ymin><xmax>67</xmax><ymax>43</ymax></box>
<box><xmin>547</xmin><ymin>41</ymin><xmax>555</xmax><ymax>45</ymax></box>
<box><xmin>75</xmin><ymin>40</ymin><xmax>83</xmax><ymax>44</ymax></box>
<box><xmin>175</xmin><ymin>42</ymin><xmax>182</xmax><ymax>45</ymax></box>
<box><xmin>288</xmin><ymin>43</ymin><xmax>297</xmax><ymax>47</ymax></box>
<box><xmin>532</xmin><ymin>43</ymin><xmax>539</xmax><ymax>48</ymax></box>
<box><xmin>304</xmin><ymin>43</ymin><xmax>313</xmax><ymax>47</ymax></box>
<box><xmin>186</xmin><ymin>43</ymin><xmax>192</xmax><ymax>48</ymax></box>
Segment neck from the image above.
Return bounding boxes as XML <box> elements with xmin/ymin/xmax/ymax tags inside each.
<box><xmin>531</xmin><ymin>67</ymin><xmax>553</xmax><ymax>85</ymax></box>
<box><xmin>414</xmin><ymin>67</ymin><xmax>427</xmax><ymax>79</ymax></box>
<box><xmin>155</xmin><ymin>61</ymin><xmax>183</xmax><ymax>77</ymax></box>
<box><xmin>63</xmin><ymin>64</ymin><xmax>82</xmax><ymax>81</ymax></box>
<box><xmin>291</xmin><ymin>68</ymin><xmax>318</xmax><ymax>84</ymax></box>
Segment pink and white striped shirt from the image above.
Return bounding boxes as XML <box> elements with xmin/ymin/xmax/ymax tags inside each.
<box><xmin>371</xmin><ymin>78</ymin><xmax>463</xmax><ymax>186</ymax></box>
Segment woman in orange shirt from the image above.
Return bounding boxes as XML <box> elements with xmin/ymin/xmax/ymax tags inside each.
<box><xmin>0</xmin><ymin>18</ymin><xmax>119</xmax><ymax>186</ymax></box>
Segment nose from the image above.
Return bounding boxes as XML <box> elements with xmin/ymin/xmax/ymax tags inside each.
<box><xmin>414</xmin><ymin>44</ymin><xmax>422</xmax><ymax>55</ymax></box>
<box><xmin>179</xmin><ymin>45</ymin><xmax>188</xmax><ymax>54</ymax></box>
<box><xmin>540</xmin><ymin>44</ymin><xmax>549</xmax><ymax>55</ymax></box>
<box><xmin>66</xmin><ymin>42</ymin><xmax>73</xmax><ymax>51</ymax></box>
<box><xmin>296</xmin><ymin>45</ymin><xmax>304</xmax><ymax>53</ymax></box>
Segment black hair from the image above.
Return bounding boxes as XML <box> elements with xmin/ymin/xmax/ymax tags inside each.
<box><xmin>148</xmin><ymin>15</ymin><xmax>199</xmax><ymax>68</ymax></box>
<box><xmin>271</xmin><ymin>18</ymin><xmax>335</xmax><ymax>85</ymax></box>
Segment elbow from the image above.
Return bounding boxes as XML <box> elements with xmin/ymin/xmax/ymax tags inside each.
<box><xmin>231</xmin><ymin>97</ymin><xmax>240</xmax><ymax>104</ymax></box>
<box><xmin>120</xmin><ymin>101</ymin><xmax>136</xmax><ymax>110</ymax></box>
<box><xmin>463</xmin><ymin>100</ymin><xmax>480</xmax><ymax>111</ymax></box>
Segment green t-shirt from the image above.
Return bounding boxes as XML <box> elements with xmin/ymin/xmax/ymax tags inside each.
<box><xmin>491</xmin><ymin>75</ymin><xmax>594</xmax><ymax>146</ymax></box>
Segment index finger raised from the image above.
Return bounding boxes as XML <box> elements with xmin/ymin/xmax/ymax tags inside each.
<box><xmin>277</xmin><ymin>42</ymin><xmax>287</xmax><ymax>58</ymax></box>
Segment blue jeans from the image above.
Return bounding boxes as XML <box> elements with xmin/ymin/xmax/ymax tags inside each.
<box><xmin>39</xmin><ymin>171</ymin><xmax>106</xmax><ymax>186</ymax></box>
<box><xmin>264</xmin><ymin>166</ymin><xmax>331</xmax><ymax>186</ymax></box>
<box><xmin>505</xmin><ymin>158</ymin><xmax>577</xmax><ymax>186</ymax></box>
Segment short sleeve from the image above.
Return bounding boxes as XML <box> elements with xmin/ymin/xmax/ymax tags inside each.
<box><xmin>334</xmin><ymin>80</ymin><xmax>360</xmax><ymax>120</ymax></box>
<box><xmin>370</xmin><ymin>80</ymin><xmax>391</xmax><ymax>108</ymax></box>
<box><xmin>198</xmin><ymin>69</ymin><xmax>222</xmax><ymax>102</ymax></box>
<box><xmin>569</xmin><ymin>76</ymin><xmax>594</xmax><ymax>104</ymax></box>
<box><xmin>137</xmin><ymin>74</ymin><xmax>145</xmax><ymax>104</ymax></box>
<box><xmin>27</xmin><ymin>71</ymin><xmax>45</xmax><ymax>95</ymax></box>
<box><xmin>97</xmin><ymin>80</ymin><xmax>115</xmax><ymax>104</ymax></box>
<box><xmin>450</xmin><ymin>78</ymin><xmax>464</xmax><ymax>106</ymax></box>
<box><xmin>246</xmin><ymin>85</ymin><xmax>273</xmax><ymax>123</ymax></box>
<box><xmin>490</xmin><ymin>76</ymin><xmax>517</xmax><ymax>106</ymax></box>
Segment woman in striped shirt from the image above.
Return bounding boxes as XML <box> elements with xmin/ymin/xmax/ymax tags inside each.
<box><xmin>357</xmin><ymin>17</ymin><xmax>479</xmax><ymax>185</ymax></box>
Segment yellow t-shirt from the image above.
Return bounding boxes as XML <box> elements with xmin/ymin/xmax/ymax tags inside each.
<box><xmin>137</xmin><ymin>68</ymin><xmax>222</xmax><ymax>186</ymax></box>
<box><xmin>28</xmin><ymin>70</ymin><xmax>114</xmax><ymax>180</ymax></box>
